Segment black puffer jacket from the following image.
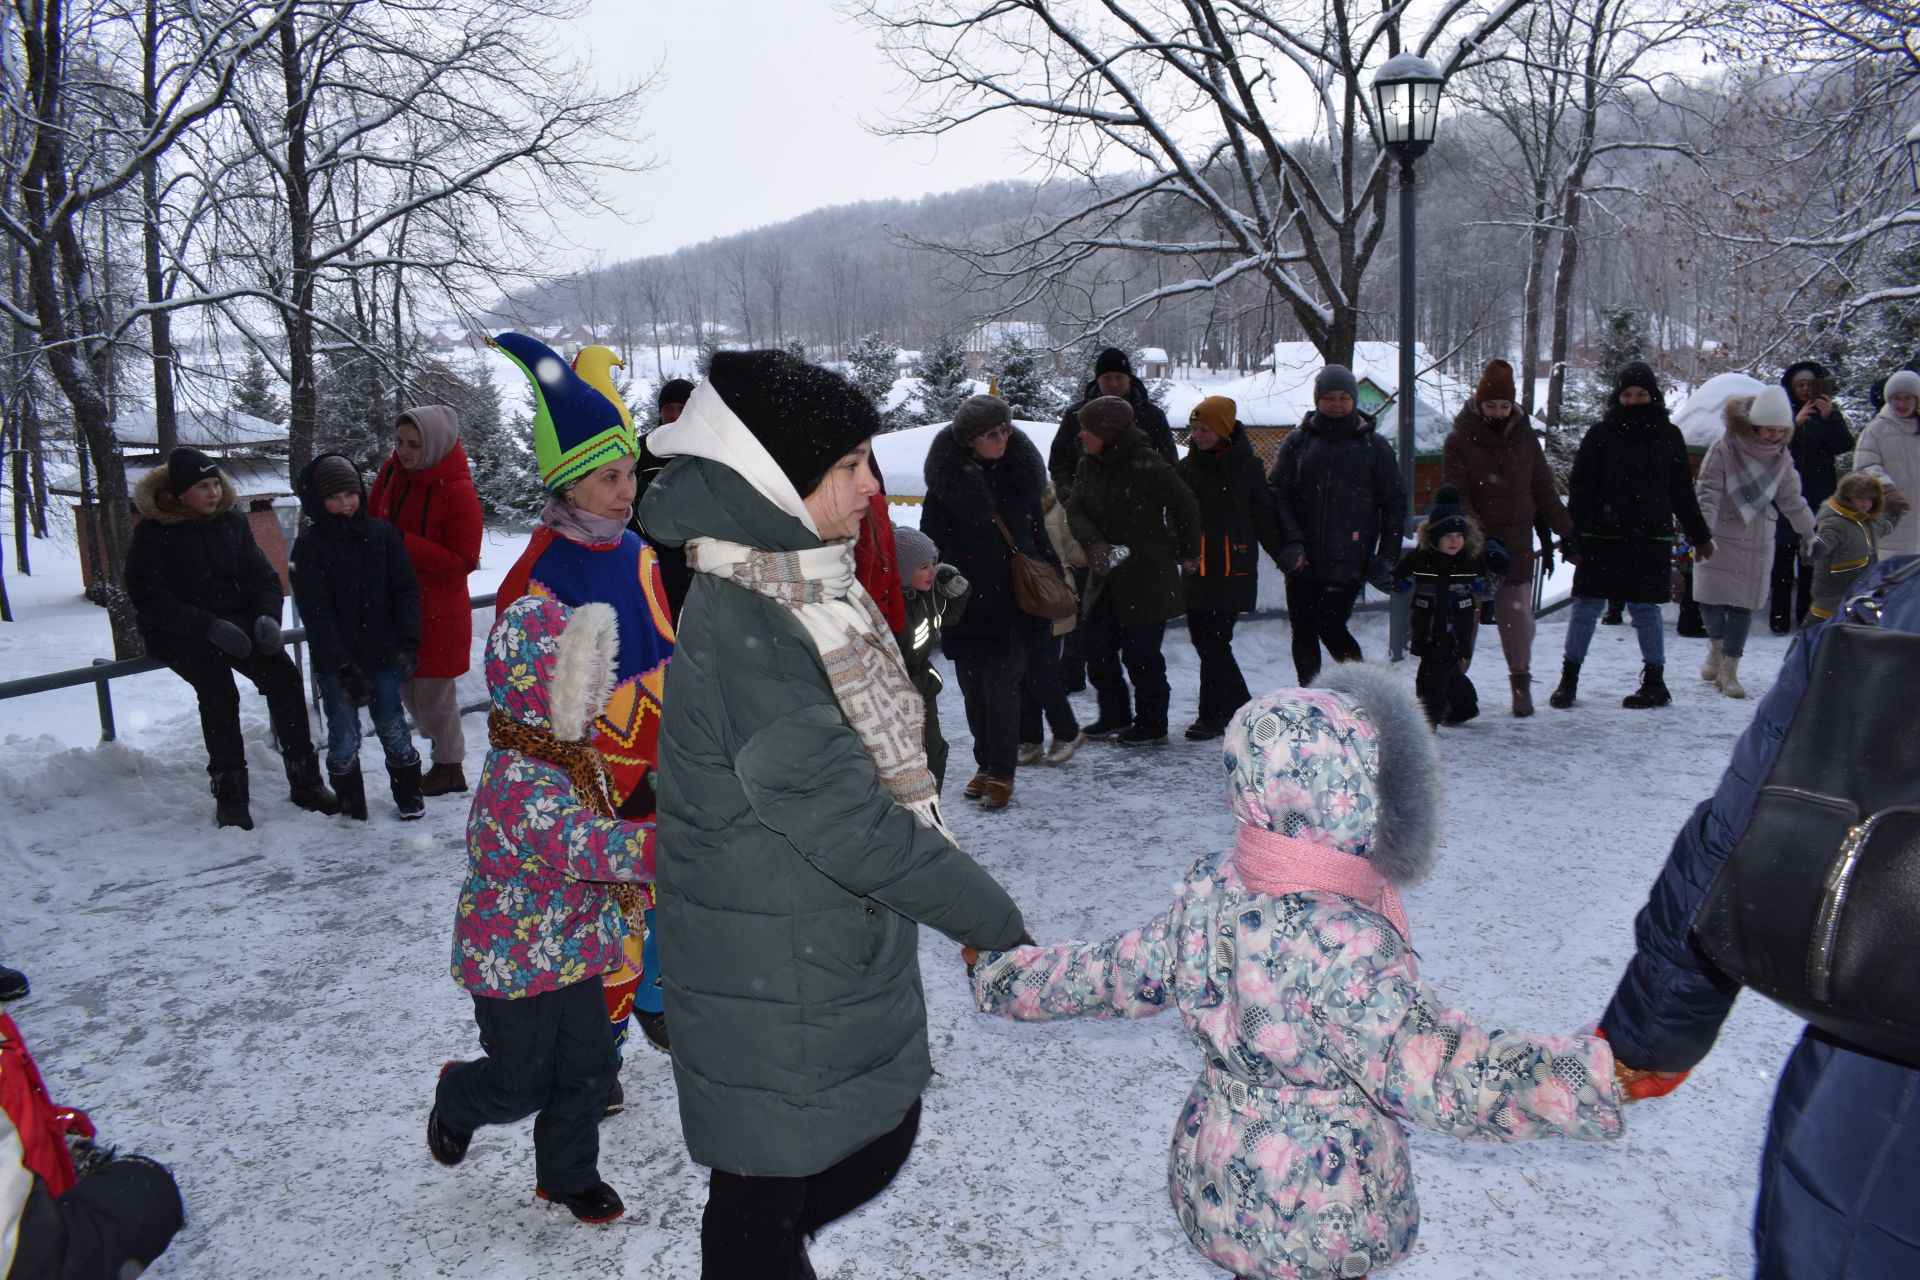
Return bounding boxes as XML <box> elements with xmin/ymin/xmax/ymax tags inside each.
<box><xmin>1178</xmin><ymin>427</ymin><xmax>1288</xmax><ymax>614</ymax></box>
<box><xmin>124</xmin><ymin>465</ymin><xmax>283</xmax><ymax>662</ymax></box>
<box><xmin>1566</xmin><ymin>398</ymin><xmax>1711</xmax><ymax>603</ymax></box>
<box><xmin>1779</xmin><ymin>360</ymin><xmax>1855</xmax><ymax>540</ymax></box>
<box><xmin>921</xmin><ymin>426</ymin><xmax>1057</xmax><ymax>660</ymax></box>
<box><xmin>1266</xmin><ymin>410</ymin><xmax>1407</xmax><ymax>584</ymax></box>
<box><xmin>291</xmin><ymin>453</ymin><xmax>421</xmax><ymax>673</ymax></box>
<box><xmin>1049</xmin><ymin>376</ymin><xmax>1178</xmax><ymax>498</ymax></box>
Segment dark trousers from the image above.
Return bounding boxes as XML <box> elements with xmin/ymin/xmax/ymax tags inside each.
<box><xmin>1018</xmin><ymin>634</ymin><xmax>1080</xmax><ymax>744</ymax></box>
<box><xmin>1414</xmin><ymin>637</ymin><xmax>1478</xmax><ymax>725</ymax></box>
<box><xmin>436</xmin><ymin>976</ymin><xmax>615</xmax><ymax>1196</ymax></box>
<box><xmin>1082</xmin><ymin>589</ymin><xmax>1170</xmax><ymax>732</ymax></box>
<box><xmin>9</xmin><ymin>1155</ymin><xmax>184</xmax><ymax>1280</ymax></box>
<box><xmin>1058</xmin><ymin>568</ymin><xmax>1089</xmax><ymax>691</ymax></box>
<box><xmin>164</xmin><ymin>640</ymin><xmax>314</xmax><ymax>775</ymax></box>
<box><xmin>1285</xmin><ymin>577</ymin><xmax>1363</xmax><ymax>685</ymax></box>
<box><xmin>701</xmin><ymin>1098</ymin><xmax>922</xmax><ymax>1280</ymax></box>
<box><xmin>954</xmin><ymin>641</ymin><xmax>1027</xmax><ymax>779</ymax></box>
<box><xmin>920</xmin><ymin>687</ymin><xmax>950</xmax><ymax>791</ymax></box>
<box><xmin>1770</xmin><ymin>541</ymin><xmax>1813</xmax><ymax>629</ymax></box>
<box><xmin>1186</xmin><ymin>608</ymin><xmax>1251</xmax><ymax>730</ymax></box>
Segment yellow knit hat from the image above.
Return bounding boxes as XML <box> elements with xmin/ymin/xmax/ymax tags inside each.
<box><xmin>1190</xmin><ymin>396</ymin><xmax>1237</xmax><ymax>439</ymax></box>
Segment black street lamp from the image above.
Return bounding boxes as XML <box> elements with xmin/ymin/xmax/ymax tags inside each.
<box><xmin>1372</xmin><ymin>52</ymin><xmax>1445</xmax><ymax>661</ymax></box>
<box><xmin>1908</xmin><ymin>121</ymin><xmax>1920</xmax><ymax>196</ymax></box>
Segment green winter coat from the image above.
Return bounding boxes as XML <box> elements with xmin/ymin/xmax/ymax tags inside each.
<box><xmin>1066</xmin><ymin>424</ymin><xmax>1203</xmax><ymax>626</ymax></box>
<box><xmin>640</xmin><ymin>455</ymin><xmax>1026</xmax><ymax>1178</ymax></box>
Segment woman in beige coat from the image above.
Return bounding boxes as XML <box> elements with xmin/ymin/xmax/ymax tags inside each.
<box><xmin>1852</xmin><ymin>369</ymin><xmax>1920</xmax><ymax>558</ymax></box>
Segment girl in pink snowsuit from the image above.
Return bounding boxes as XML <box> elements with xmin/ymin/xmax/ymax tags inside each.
<box><xmin>971</xmin><ymin>664</ymin><xmax>1623</xmax><ymax>1279</ymax></box>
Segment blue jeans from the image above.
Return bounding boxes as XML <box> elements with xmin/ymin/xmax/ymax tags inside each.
<box><xmin>315</xmin><ymin>665</ymin><xmax>420</xmax><ymax>775</ymax></box>
<box><xmin>1564</xmin><ymin>596</ymin><xmax>1665</xmax><ymax>666</ymax></box>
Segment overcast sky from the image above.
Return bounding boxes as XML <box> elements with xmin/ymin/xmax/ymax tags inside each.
<box><xmin>551</xmin><ymin>0</ymin><xmax>1025</xmax><ymax>266</ymax></box>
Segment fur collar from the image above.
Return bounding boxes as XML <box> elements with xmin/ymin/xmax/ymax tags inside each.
<box><xmin>922</xmin><ymin>423</ymin><xmax>1046</xmax><ymax>526</ymax></box>
<box><xmin>547</xmin><ymin>601</ymin><xmax>619</xmax><ymax>742</ymax></box>
<box><xmin>1310</xmin><ymin>663</ymin><xmax>1440</xmax><ymax>885</ymax></box>
<box><xmin>132</xmin><ymin>463</ymin><xmax>237</xmax><ymax>524</ymax></box>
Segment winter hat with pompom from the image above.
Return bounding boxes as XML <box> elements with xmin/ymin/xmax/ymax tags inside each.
<box><xmin>893</xmin><ymin>525</ymin><xmax>938</xmax><ymax>574</ymax></box>
<box><xmin>1424</xmin><ymin>485</ymin><xmax>1469</xmax><ymax>540</ymax></box>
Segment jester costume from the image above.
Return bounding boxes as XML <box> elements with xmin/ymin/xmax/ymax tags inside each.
<box><xmin>493</xmin><ymin>332</ymin><xmax>675</xmax><ymax>1055</ymax></box>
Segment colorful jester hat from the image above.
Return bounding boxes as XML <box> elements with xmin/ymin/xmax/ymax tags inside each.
<box><xmin>491</xmin><ymin>332</ymin><xmax>637</xmax><ymax>492</ymax></box>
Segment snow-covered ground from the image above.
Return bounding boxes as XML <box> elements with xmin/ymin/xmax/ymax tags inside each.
<box><xmin>1</xmin><ymin>517</ymin><xmax>1801</xmax><ymax>1279</ymax></box>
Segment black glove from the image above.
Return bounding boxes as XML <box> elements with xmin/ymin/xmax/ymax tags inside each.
<box><xmin>395</xmin><ymin>647</ymin><xmax>419</xmax><ymax>683</ymax></box>
<box><xmin>1278</xmin><ymin>542</ymin><xmax>1307</xmax><ymax>575</ymax></box>
<box><xmin>1086</xmin><ymin>541</ymin><xmax>1113</xmax><ymax>576</ymax></box>
<box><xmin>206</xmin><ymin>618</ymin><xmax>252</xmax><ymax>660</ymax></box>
<box><xmin>252</xmin><ymin>615</ymin><xmax>284</xmax><ymax>657</ymax></box>
<box><xmin>1366</xmin><ymin>557</ymin><xmax>1395</xmax><ymax>593</ymax></box>
<box><xmin>336</xmin><ymin>663</ymin><xmax>372</xmax><ymax>708</ymax></box>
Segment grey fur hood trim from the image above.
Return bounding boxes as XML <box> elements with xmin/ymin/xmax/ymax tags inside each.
<box><xmin>1311</xmin><ymin>662</ymin><xmax>1440</xmax><ymax>885</ymax></box>
<box><xmin>922</xmin><ymin>423</ymin><xmax>1046</xmax><ymax>526</ymax></box>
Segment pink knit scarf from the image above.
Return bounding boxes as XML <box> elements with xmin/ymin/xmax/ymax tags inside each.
<box><xmin>1232</xmin><ymin>823</ymin><xmax>1412</xmax><ymax>942</ymax></box>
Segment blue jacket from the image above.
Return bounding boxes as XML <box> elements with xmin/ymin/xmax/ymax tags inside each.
<box><xmin>1601</xmin><ymin>556</ymin><xmax>1920</xmax><ymax>1279</ymax></box>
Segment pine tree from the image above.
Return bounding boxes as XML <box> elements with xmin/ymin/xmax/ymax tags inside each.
<box><xmin>916</xmin><ymin>334</ymin><xmax>973</xmax><ymax>425</ymax></box>
<box><xmin>459</xmin><ymin>359</ymin><xmax>544</xmax><ymax>520</ymax></box>
<box><xmin>1573</xmin><ymin>307</ymin><xmax>1651</xmax><ymax>425</ymax></box>
<box><xmin>232</xmin><ymin>350</ymin><xmax>287</xmax><ymax>424</ymax></box>
<box><xmin>847</xmin><ymin>331</ymin><xmax>898</xmax><ymax>404</ymax></box>
<box><xmin>695</xmin><ymin>332</ymin><xmax>722</xmax><ymax>377</ymax></box>
<box><xmin>987</xmin><ymin>334</ymin><xmax>1060</xmax><ymax>420</ymax></box>
<box><xmin>782</xmin><ymin>337</ymin><xmax>809</xmax><ymax>364</ymax></box>
<box><xmin>312</xmin><ymin>345</ymin><xmax>390</xmax><ymax>473</ymax></box>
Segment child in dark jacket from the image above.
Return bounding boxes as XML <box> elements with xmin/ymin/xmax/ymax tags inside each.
<box><xmin>893</xmin><ymin>524</ymin><xmax>970</xmax><ymax>790</ymax></box>
<box><xmin>1393</xmin><ymin>486</ymin><xmax>1493</xmax><ymax>726</ymax></box>
<box><xmin>291</xmin><ymin>452</ymin><xmax>424</xmax><ymax>820</ymax></box>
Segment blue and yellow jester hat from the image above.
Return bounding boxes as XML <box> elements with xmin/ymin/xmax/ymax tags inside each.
<box><xmin>491</xmin><ymin>332</ymin><xmax>637</xmax><ymax>491</ymax></box>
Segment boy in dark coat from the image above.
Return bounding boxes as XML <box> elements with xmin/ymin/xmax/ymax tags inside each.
<box><xmin>1393</xmin><ymin>486</ymin><xmax>1492</xmax><ymax>726</ymax></box>
<box><xmin>292</xmin><ymin>453</ymin><xmax>425</xmax><ymax>820</ymax></box>
<box><xmin>891</xmin><ymin>524</ymin><xmax>970</xmax><ymax>790</ymax></box>
<box><xmin>124</xmin><ymin>446</ymin><xmax>337</xmax><ymax>828</ymax></box>
<box><xmin>1048</xmin><ymin>346</ymin><xmax>1178</xmax><ymax>502</ymax></box>
<box><xmin>1176</xmin><ymin>395</ymin><xmax>1289</xmax><ymax>738</ymax></box>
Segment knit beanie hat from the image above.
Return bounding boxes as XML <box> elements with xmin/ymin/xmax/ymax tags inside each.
<box><xmin>706</xmin><ymin>349</ymin><xmax>880</xmax><ymax>496</ymax></box>
<box><xmin>1747</xmin><ymin>386</ymin><xmax>1795</xmax><ymax>431</ymax></box>
<box><xmin>1314</xmin><ymin>365</ymin><xmax>1360</xmax><ymax>403</ymax></box>
<box><xmin>1094</xmin><ymin>346</ymin><xmax>1132</xmax><ymax>378</ymax></box>
<box><xmin>1475</xmin><ymin>359</ymin><xmax>1517</xmax><ymax>405</ymax></box>
<box><xmin>950</xmin><ymin>394</ymin><xmax>1012</xmax><ymax>444</ymax></box>
<box><xmin>1079</xmin><ymin>395</ymin><xmax>1134</xmax><ymax>443</ymax></box>
<box><xmin>492</xmin><ymin>332</ymin><xmax>637</xmax><ymax>492</ymax></box>
<box><xmin>1425</xmin><ymin>484</ymin><xmax>1469</xmax><ymax>539</ymax></box>
<box><xmin>658</xmin><ymin>378</ymin><xmax>696</xmax><ymax>410</ymax></box>
<box><xmin>1222</xmin><ymin>663</ymin><xmax>1438</xmax><ymax>883</ymax></box>
<box><xmin>1189</xmin><ymin>396</ymin><xmax>1236</xmax><ymax>440</ymax></box>
<box><xmin>1613</xmin><ymin>361</ymin><xmax>1663</xmax><ymax>403</ymax></box>
<box><xmin>893</xmin><ymin>525</ymin><xmax>938</xmax><ymax>574</ymax></box>
<box><xmin>311</xmin><ymin>454</ymin><xmax>361</xmax><ymax>500</ymax></box>
<box><xmin>1884</xmin><ymin>369</ymin><xmax>1920</xmax><ymax>403</ymax></box>
<box><xmin>165</xmin><ymin>446</ymin><xmax>220</xmax><ymax>497</ymax></box>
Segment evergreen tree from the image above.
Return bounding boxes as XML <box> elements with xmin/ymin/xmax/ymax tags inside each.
<box><xmin>458</xmin><ymin>358</ymin><xmax>543</xmax><ymax>520</ymax></box>
<box><xmin>311</xmin><ymin>343</ymin><xmax>390</xmax><ymax>473</ymax></box>
<box><xmin>1573</xmin><ymin>307</ymin><xmax>1651</xmax><ymax>425</ymax></box>
<box><xmin>782</xmin><ymin>337</ymin><xmax>809</xmax><ymax>364</ymax></box>
<box><xmin>1064</xmin><ymin>329</ymin><xmax>1167</xmax><ymax>409</ymax></box>
<box><xmin>987</xmin><ymin>334</ymin><xmax>1060</xmax><ymax>420</ymax></box>
<box><xmin>847</xmin><ymin>331</ymin><xmax>899</xmax><ymax>403</ymax></box>
<box><xmin>916</xmin><ymin>333</ymin><xmax>973</xmax><ymax>425</ymax></box>
<box><xmin>232</xmin><ymin>350</ymin><xmax>287</xmax><ymax>424</ymax></box>
<box><xmin>695</xmin><ymin>332</ymin><xmax>722</xmax><ymax>377</ymax></box>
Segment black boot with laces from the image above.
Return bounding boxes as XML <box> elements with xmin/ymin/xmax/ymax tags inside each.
<box><xmin>1622</xmin><ymin>662</ymin><xmax>1672</xmax><ymax>709</ymax></box>
<box><xmin>1548</xmin><ymin>660</ymin><xmax>1580</xmax><ymax>710</ymax></box>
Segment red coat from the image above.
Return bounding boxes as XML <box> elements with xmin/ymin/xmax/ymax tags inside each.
<box><xmin>367</xmin><ymin>441</ymin><xmax>482</xmax><ymax>678</ymax></box>
<box><xmin>854</xmin><ymin>492</ymin><xmax>905</xmax><ymax>632</ymax></box>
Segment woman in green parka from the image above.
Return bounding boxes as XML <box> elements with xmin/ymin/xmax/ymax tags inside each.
<box><xmin>638</xmin><ymin>349</ymin><xmax>1029</xmax><ymax>1279</ymax></box>
<box><xmin>1066</xmin><ymin>394</ymin><xmax>1203</xmax><ymax>746</ymax></box>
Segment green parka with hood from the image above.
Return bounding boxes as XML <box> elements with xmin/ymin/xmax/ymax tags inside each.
<box><xmin>1066</xmin><ymin>424</ymin><xmax>1202</xmax><ymax>626</ymax></box>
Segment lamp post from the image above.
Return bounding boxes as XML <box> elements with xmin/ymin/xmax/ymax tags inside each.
<box><xmin>1372</xmin><ymin>52</ymin><xmax>1445</xmax><ymax>661</ymax></box>
<box><xmin>1908</xmin><ymin>120</ymin><xmax>1920</xmax><ymax>195</ymax></box>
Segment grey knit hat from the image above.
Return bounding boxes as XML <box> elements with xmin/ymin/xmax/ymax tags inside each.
<box><xmin>894</xmin><ymin>525</ymin><xmax>938</xmax><ymax>573</ymax></box>
<box><xmin>1314</xmin><ymin>365</ymin><xmax>1360</xmax><ymax>403</ymax></box>
<box><xmin>311</xmin><ymin>455</ymin><xmax>361</xmax><ymax>500</ymax></box>
<box><xmin>1885</xmin><ymin>369</ymin><xmax>1920</xmax><ymax>402</ymax></box>
<box><xmin>1079</xmin><ymin>395</ymin><xmax>1133</xmax><ymax>443</ymax></box>
<box><xmin>950</xmin><ymin>394</ymin><xmax>1012</xmax><ymax>444</ymax></box>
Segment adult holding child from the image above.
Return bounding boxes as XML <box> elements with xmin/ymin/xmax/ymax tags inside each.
<box><xmin>639</xmin><ymin>349</ymin><xmax>1029</xmax><ymax>1278</ymax></box>
<box><xmin>367</xmin><ymin>405</ymin><xmax>482</xmax><ymax>796</ymax></box>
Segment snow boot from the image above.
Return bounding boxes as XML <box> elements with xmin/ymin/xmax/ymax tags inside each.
<box><xmin>636</xmin><ymin>1008</ymin><xmax>671</xmax><ymax>1053</ymax></box>
<box><xmin>426</xmin><ymin>1105</ymin><xmax>471</xmax><ymax>1166</ymax></box>
<box><xmin>283</xmin><ymin>749</ymin><xmax>340</xmax><ymax>815</ymax></box>
<box><xmin>1622</xmin><ymin>662</ymin><xmax>1672</xmax><ymax>709</ymax></box>
<box><xmin>1601</xmin><ymin>602</ymin><xmax>1625</xmax><ymax>625</ymax></box>
<box><xmin>1509</xmin><ymin>672</ymin><xmax>1534</xmax><ymax>718</ymax></box>
<box><xmin>390</xmin><ymin>759</ymin><xmax>426</xmax><ymax>820</ymax></box>
<box><xmin>212</xmin><ymin>770</ymin><xmax>253</xmax><ymax>830</ymax></box>
<box><xmin>1044</xmin><ymin>731</ymin><xmax>1085</xmax><ymax>765</ymax></box>
<box><xmin>602</xmin><ymin>1077</ymin><xmax>625</xmax><ymax>1118</ymax></box>
<box><xmin>419</xmin><ymin>762</ymin><xmax>468</xmax><ymax>796</ymax></box>
<box><xmin>0</xmin><ymin>965</ymin><xmax>28</xmax><ymax>1002</ymax></box>
<box><xmin>536</xmin><ymin>1180</ymin><xmax>625</xmax><ymax>1225</ymax></box>
<box><xmin>1116</xmin><ymin>723</ymin><xmax>1168</xmax><ymax>747</ymax></box>
<box><xmin>1548</xmin><ymin>660</ymin><xmax>1580</xmax><ymax>710</ymax></box>
<box><xmin>962</xmin><ymin>771</ymin><xmax>990</xmax><ymax>800</ymax></box>
<box><xmin>980</xmin><ymin>777</ymin><xmax>1014</xmax><ymax>809</ymax></box>
<box><xmin>1016</xmin><ymin>742</ymin><xmax>1044</xmax><ymax>766</ymax></box>
<box><xmin>1700</xmin><ymin>639</ymin><xmax>1723</xmax><ymax>682</ymax></box>
<box><xmin>1717</xmin><ymin>654</ymin><xmax>1747</xmax><ymax>699</ymax></box>
<box><xmin>331</xmin><ymin>764</ymin><xmax>369</xmax><ymax>821</ymax></box>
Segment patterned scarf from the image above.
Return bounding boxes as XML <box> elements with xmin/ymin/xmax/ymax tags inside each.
<box><xmin>488</xmin><ymin>708</ymin><xmax>646</xmax><ymax>919</ymax></box>
<box><xmin>1724</xmin><ymin>434</ymin><xmax>1791</xmax><ymax>525</ymax></box>
<box><xmin>686</xmin><ymin>535</ymin><xmax>954</xmax><ymax>845</ymax></box>
<box><xmin>1231</xmin><ymin>823</ymin><xmax>1412</xmax><ymax>943</ymax></box>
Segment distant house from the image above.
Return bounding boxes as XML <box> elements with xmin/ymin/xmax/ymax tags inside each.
<box><xmin>1171</xmin><ymin>342</ymin><xmax>1470</xmax><ymax>451</ymax></box>
<box><xmin>963</xmin><ymin>321</ymin><xmax>1054</xmax><ymax>373</ymax></box>
<box><xmin>1138</xmin><ymin>347</ymin><xmax>1171</xmax><ymax>379</ymax></box>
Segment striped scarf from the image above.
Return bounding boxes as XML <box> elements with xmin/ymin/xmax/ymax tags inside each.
<box><xmin>488</xmin><ymin>709</ymin><xmax>646</xmax><ymax>919</ymax></box>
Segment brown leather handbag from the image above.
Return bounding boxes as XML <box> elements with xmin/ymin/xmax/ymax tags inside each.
<box><xmin>993</xmin><ymin>514</ymin><xmax>1078</xmax><ymax>621</ymax></box>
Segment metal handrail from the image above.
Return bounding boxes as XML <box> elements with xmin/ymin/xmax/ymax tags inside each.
<box><xmin>0</xmin><ymin>591</ymin><xmax>498</xmax><ymax>742</ymax></box>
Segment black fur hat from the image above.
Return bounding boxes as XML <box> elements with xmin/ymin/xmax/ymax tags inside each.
<box><xmin>706</xmin><ymin>350</ymin><xmax>880</xmax><ymax>496</ymax></box>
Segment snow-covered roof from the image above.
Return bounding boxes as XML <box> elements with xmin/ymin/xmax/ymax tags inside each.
<box><xmin>1671</xmin><ymin>371</ymin><xmax>1769</xmax><ymax>448</ymax></box>
<box><xmin>1139</xmin><ymin>347</ymin><xmax>1169</xmax><ymax>365</ymax></box>
<box><xmin>115</xmin><ymin>406</ymin><xmax>285</xmax><ymax>449</ymax></box>
<box><xmin>1168</xmin><ymin>342</ymin><xmax>1465</xmax><ymax>451</ymax></box>
<box><xmin>966</xmin><ymin>321</ymin><xmax>1050</xmax><ymax>353</ymax></box>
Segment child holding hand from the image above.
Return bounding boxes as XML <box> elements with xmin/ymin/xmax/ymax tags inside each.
<box><xmin>1802</xmin><ymin>470</ymin><xmax>1908</xmax><ymax>625</ymax></box>
<box><xmin>969</xmin><ymin>665</ymin><xmax>1623</xmax><ymax>1280</ymax></box>
<box><xmin>1392</xmin><ymin>485</ymin><xmax>1493</xmax><ymax>726</ymax></box>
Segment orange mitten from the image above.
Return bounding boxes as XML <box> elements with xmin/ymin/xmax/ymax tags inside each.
<box><xmin>1595</xmin><ymin>1025</ymin><xmax>1689</xmax><ymax>1100</ymax></box>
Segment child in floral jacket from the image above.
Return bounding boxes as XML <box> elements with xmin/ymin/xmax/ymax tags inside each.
<box><xmin>970</xmin><ymin>664</ymin><xmax>1623</xmax><ymax>1280</ymax></box>
<box><xmin>428</xmin><ymin>595</ymin><xmax>655</xmax><ymax>1226</ymax></box>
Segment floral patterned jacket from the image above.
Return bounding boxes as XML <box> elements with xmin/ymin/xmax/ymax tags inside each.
<box><xmin>972</xmin><ymin>848</ymin><xmax>1622</xmax><ymax>1280</ymax></box>
<box><xmin>451</xmin><ymin>597</ymin><xmax>655</xmax><ymax>1000</ymax></box>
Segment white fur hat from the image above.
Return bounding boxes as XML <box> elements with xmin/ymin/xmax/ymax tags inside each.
<box><xmin>1748</xmin><ymin>385</ymin><xmax>1795</xmax><ymax>430</ymax></box>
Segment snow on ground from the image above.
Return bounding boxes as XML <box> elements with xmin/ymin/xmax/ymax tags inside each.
<box><xmin>1</xmin><ymin>518</ymin><xmax>1800</xmax><ymax>1279</ymax></box>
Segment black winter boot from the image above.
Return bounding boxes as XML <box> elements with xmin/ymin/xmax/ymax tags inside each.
<box><xmin>420</xmin><ymin>762</ymin><xmax>468</xmax><ymax>796</ymax></box>
<box><xmin>212</xmin><ymin>770</ymin><xmax>253</xmax><ymax>830</ymax></box>
<box><xmin>1622</xmin><ymin>662</ymin><xmax>1672</xmax><ymax>709</ymax></box>
<box><xmin>1548</xmin><ymin>660</ymin><xmax>1581</xmax><ymax>710</ymax></box>
<box><xmin>390</xmin><ymin>759</ymin><xmax>426</xmax><ymax>820</ymax></box>
<box><xmin>536</xmin><ymin>1180</ymin><xmax>625</xmax><ymax>1224</ymax></box>
<box><xmin>1601</xmin><ymin>601</ymin><xmax>1625</xmax><ymax>625</ymax></box>
<box><xmin>283</xmin><ymin>750</ymin><xmax>340</xmax><ymax>815</ymax></box>
<box><xmin>332</xmin><ymin>764</ymin><xmax>368</xmax><ymax>821</ymax></box>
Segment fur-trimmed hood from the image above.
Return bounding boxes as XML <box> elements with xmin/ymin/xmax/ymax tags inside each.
<box><xmin>922</xmin><ymin>421</ymin><xmax>1046</xmax><ymax>526</ymax></box>
<box><xmin>1828</xmin><ymin>472</ymin><xmax>1886</xmax><ymax>523</ymax></box>
<box><xmin>1416</xmin><ymin>516</ymin><xmax>1486</xmax><ymax>557</ymax></box>
<box><xmin>486</xmin><ymin>595</ymin><xmax>619</xmax><ymax>742</ymax></box>
<box><xmin>132</xmin><ymin>463</ymin><xmax>237</xmax><ymax>524</ymax></box>
<box><xmin>1722</xmin><ymin>394</ymin><xmax>1797</xmax><ymax>448</ymax></box>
